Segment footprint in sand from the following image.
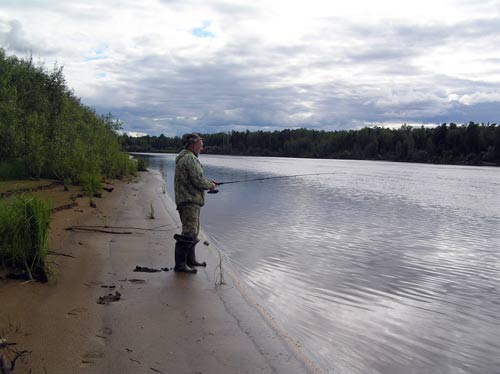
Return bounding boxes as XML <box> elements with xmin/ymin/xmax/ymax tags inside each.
<box><xmin>80</xmin><ymin>350</ymin><xmax>104</xmax><ymax>367</ymax></box>
<box><xmin>94</xmin><ymin>327</ymin><xmax>113</xmax><ymax>345</ymax></box>
<box><xmin>66</xmin><ymin>307</ymin><xmax>88</xmax><ymax>318</ymax></box>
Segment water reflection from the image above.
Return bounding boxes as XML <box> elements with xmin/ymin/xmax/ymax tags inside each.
<box><xmin>138</xmin><ymin>153</ymin><xmax>500</xmax><ymax>374</ymax></box>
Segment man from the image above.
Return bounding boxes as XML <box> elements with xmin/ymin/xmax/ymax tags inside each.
<box><xmin>173</xmin><ymin>133</ymin><xmax>217</xmax><ymax>274</ymax></box>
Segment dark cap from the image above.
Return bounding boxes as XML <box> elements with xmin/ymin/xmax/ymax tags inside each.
<box><xmin>182</xmin><ymin>133</ymin><xmax>202</xmax><ymax>147</ymax></box>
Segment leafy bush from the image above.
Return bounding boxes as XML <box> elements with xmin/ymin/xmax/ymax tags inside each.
<box><xmin>107</xmin><ymin>152</ymin><xmax>137</xmax><ymax>179</ymax></box>
<box><xmin>0</xmin><ymin>160</ymin><xmax>26</xmax><ymax>180</ymax></box>
<box><xmin>136</xmin><ymin>157</ymin><xmax>148</xmax><ymax>171</ymax></box>
<box><xmin>0</xmin><ymin>49</ymin><xmax>136</xmax><ymax>183</ymax></box>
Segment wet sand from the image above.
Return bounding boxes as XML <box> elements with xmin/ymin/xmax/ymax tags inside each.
<box><xmin>0</xmin><ymin>171</ymin><xmax>311</xmax><ymax>373</ymax></box>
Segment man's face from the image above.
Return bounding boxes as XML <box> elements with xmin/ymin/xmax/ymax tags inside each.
<box><xmin>192</xmin><ymin>139</ymin><xmax>204</xmax><ymax>155</ymax></box>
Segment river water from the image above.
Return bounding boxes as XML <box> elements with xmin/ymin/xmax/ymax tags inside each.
<box><xmin>140</xmin><ymin>153</ymin><xmax>500</xmax><ymax>374</ymax></box>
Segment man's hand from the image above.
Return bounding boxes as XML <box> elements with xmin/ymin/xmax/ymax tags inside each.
<box><xmin>209</xmin><ymin>180</ymin><xmax>218</xmax><ymax>190</ymax></box>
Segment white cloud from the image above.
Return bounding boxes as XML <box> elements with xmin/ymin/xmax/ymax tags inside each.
<box><xmin>127</xmin><ymin>131</ymin><xmax>148</xmax><ymax>137</ymax></box>
<box><xmin>1</xmin><ymin>0</ymin><xmax>500</xmax><ymax>134</ymax></box>
<box><xmin>449</xmin><ymin>92</ymin><xmax>500</xmax><ymax>105</ymax></box>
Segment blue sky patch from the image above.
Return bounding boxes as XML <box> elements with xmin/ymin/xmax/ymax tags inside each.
<box><xmin>85</xmin><ymin>55</ymin><xmax>107</xmax><ymax>62</ymax></box>
<box><xmin>96</xmin><ymin>72</ymin><xmax>107</xmax><ymax>79</ymax></box>
<box><xmin>192</xmin><ymin>20</ymin><xmax>214</xmax><ymax>38</ymax></box>
<box><xmin>85</xmin><ymin>43</ymin><xmax>108</xmax><ymax>62</ymax></box>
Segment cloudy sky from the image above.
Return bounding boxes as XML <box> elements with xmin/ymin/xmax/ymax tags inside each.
<box><xmin>1</xmin><ymin>0</ymin><xmax>500</xmax><ymax>136</ymax></box>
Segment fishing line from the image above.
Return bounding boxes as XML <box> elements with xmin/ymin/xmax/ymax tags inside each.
<box><xmin>215</xmin><ymin>172</ymin><xmax>337</xmax><ymax>185</ymax></box>
<box><xmin>208</xmin><ymin>172</ymin><xmax>337</xmax><ymax>193</ymax></box>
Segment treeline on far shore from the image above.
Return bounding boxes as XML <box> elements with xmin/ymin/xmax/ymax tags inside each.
<box><xmin>122</xmin><ymin>123</ymin><xmax>500</xmax><ymax>166</ymax></box>
<box><xmin>0</xmin><ymin>49</ymin><xmax>137</xmax><ymax>280</ymax></box>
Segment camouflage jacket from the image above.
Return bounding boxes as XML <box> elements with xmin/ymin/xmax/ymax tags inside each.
<box><xmin>174</xmin><ymin>149</ymin><xmax>213</xmax><ymax>207</ymax></box>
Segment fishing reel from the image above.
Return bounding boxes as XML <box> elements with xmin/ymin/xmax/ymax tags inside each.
<box><xmin>208</xmin><ymin>181</ymin><xmax>220</xmax><ymax>194</ymax></box>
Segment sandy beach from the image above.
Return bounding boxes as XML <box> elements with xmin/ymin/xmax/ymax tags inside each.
<box><xmin>0</xmin><ymin>170</ymin><xmax>312</xmax><ymax>374</ymax></box>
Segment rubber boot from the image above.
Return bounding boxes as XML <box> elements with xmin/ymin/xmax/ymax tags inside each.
<box><xmin>174</xmin><ymin>241</ymin><xmax>197</xmax><ymax>274</ymax></box>
<box><xmin>187</xmin><ymin>242</ymin><xmax>207</xmax><ymax>267</ymax></box>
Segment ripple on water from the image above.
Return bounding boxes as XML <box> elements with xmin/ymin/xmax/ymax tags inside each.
<box><xmin>143</xmin><ymin>154</ymin><xmax>500</xmax><ymax>374</ymax></box>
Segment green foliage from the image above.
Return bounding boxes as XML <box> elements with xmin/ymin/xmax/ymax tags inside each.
<box><xmin>112</xmin><ymin>152</ymin><xmax>137</xmax><ymax>178</ymax></box>
<box><xmin>80</xmin><ymin>173</ymin><xmax>102</xmax><ymax>201</ymax></box>
<box><xmin>0</xmin><ymin>49</ymin><xmax>135</xmax><ymax>182</ymax></box>
<box><xmin>122</xmin><ymin>123</ymin><xmax>500</xmax><ymax>166</ymax></box>
<box><xmin>136</xmin><ymin>157</ymin><xmax>148</xmax><ymax>171</ymax></box>
<box><xmin>0</xmin><ymin>195</ymin><xmax>51</xmax><ymax>280</ymax></box>
<box><xmin>0</xmin><ymin>160</ymin><xmax>26</xmax><ymax>180</ymax></box>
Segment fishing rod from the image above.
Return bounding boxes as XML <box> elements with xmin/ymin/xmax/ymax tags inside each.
<box><xmin>207</xmin><ymin>172</ymin><xmax>337</xmax><ymax>193</ymax></box>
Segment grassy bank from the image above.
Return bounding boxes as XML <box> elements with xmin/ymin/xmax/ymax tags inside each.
<box><xmin>0</xmin><ymin>49</ymin><xmax>139</xmax><ymax>279</ymax></box>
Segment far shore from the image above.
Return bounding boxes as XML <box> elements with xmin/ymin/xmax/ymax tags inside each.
<box><xmin>129</xmin><ymin>150</ymin><xmax>499</xmax><ymax>168</ymax></box>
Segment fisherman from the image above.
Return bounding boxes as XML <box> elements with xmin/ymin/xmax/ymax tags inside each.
<box><xmin>173</xmin><ymin>133</ymin><xmax>217</xmax><ymax>273</ymax></box>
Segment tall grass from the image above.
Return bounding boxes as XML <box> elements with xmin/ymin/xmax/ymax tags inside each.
<box><xmin>147</xmin><ymin>200</ymin><xmax>155</xmax><ymax>219</ymax></box>
<box><xmin>0</xmin><ymin>196</ymin><xmax>51</xmax><ymax>280</ymax></box>
<box><xmin>80</xmin><ymin>173</ymin><xmax>102</xmax><ymax>204</ymax></box>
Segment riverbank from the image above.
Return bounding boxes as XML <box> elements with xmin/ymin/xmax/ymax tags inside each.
<box><xmin>0</xmin><ymin>170</ymin><xmax>311</xmax><ymax>373</ymax></box>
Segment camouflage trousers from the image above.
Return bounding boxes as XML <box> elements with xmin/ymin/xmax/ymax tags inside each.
<box><xmin>178</xmin><ymin>204</ymin><xmax>200</xmax><ymax>240</ymax></box>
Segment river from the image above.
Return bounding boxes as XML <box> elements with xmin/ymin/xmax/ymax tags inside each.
<box><xmin>139</xmin><ymin>153</ymin><xmax>500</xmax><ymax>374</ymax></box>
